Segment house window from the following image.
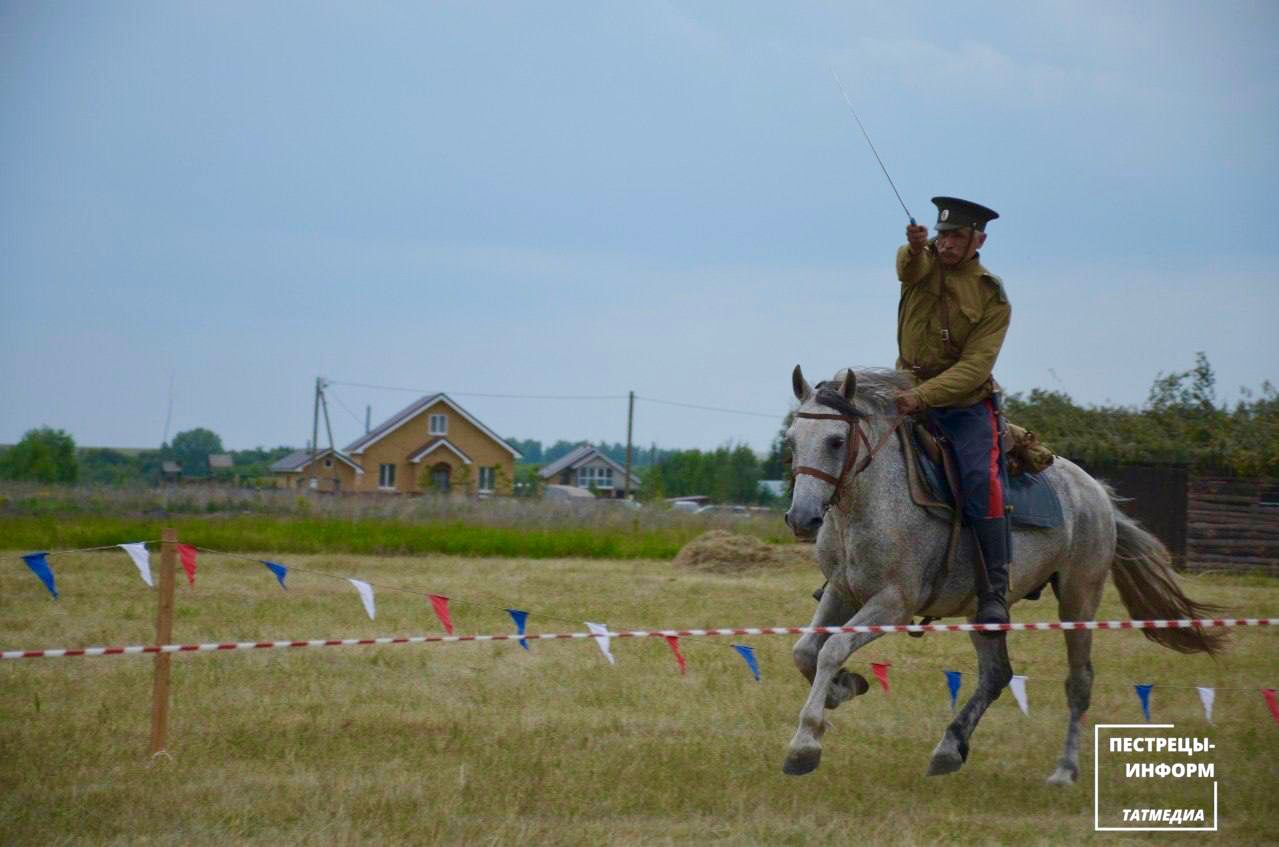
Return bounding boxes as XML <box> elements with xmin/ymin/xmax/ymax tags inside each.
<box><xmin>478</xmin><ymin>466</ymin><xmax>496</xmax><ymax>492</ymax></box>
<box><xmin>378</xmin><ymin>463</ymin><xmax>397</xmax><ymax>489</ymax></box>
<box><xmin>576</xmin><ymin>466</ymin><xmax>614</xmax><ymax>489</ymax></box>
<box><xmin>323</xmin><ymin>458</ymin><xmax>333</xmax><ymax>468</ymax></box>
<box><xmin>429</xmin><ymin>414</ymin><xmax>447</xmax><ymax>435</ymax></box>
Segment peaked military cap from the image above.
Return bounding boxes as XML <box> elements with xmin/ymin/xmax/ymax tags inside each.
<box><xmin>931</xmin><ymin>196</ymin><xmax>999</xmax><ymax>232</ymax></box>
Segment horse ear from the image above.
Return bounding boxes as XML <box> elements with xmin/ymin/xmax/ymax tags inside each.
<box><xmin>838</xmin><ymin>368</ymin><xmax>857</xmax><ymax>402</ymax></box>
<box><xmin>792</xmin><ymin>365</ymin><xmax>812</xmax><ymax>403</ymax></box>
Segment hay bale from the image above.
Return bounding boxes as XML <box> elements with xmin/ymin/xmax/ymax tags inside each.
<box><xmin>673</xmin><ymin>530</ymin><xmax>808</xmax><ymax>573</ymax></box>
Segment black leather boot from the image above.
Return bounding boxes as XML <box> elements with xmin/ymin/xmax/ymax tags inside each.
<box><xmin>972</xmin><ymin>517</ymin><xmax>1010</xmax><ymax>626</ymax></box>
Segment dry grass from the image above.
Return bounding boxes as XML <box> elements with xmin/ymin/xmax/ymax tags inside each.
<box><xmin>1</xmin><ymin>542</ymin><xmax>1277</xmax><ymax>845</ymax></box>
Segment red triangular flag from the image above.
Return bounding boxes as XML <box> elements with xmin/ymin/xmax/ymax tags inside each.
<box><xmin>1263</xmin><ymin>689</ymin><xmax>1279</xmax><ymax>725</ymax></box>
<box><xmin>177</xmin><ymin>544</ymin><xmax>197</xmax><ymax>586</ymax></box>
<box><xmin>664</xmin><ymin>635</ymin><xmax>687</xmax><ymax>675</ymax></box>
<box><xmin>428</xmin><ymin>594</ymin><xmax>454</xmax><ymax>635</ymax></box>
<box><xmin>870</xmin><ymin>662</ymin><xmax>891</xmax><ymax>693</ymax></box>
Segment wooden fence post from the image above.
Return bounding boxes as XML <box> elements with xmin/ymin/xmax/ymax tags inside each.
<box><xmin>149</xmin><ymin>527</ymin><xmax>177</xmax><ymax>757</ymax></box>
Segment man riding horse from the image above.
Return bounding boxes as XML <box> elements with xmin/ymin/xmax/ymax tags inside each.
<box><xmin>893</xmin><ymin>197</ymin><xmax>1011</xmax><ymax>628</ymax></box>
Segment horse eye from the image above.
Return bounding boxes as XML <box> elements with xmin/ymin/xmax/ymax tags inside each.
<box><xmin>826</xmin><ymin>436</ymin><xmax>845</xmax><ymax>451</ymax></box>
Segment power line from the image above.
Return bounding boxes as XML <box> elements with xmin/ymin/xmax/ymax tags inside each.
<box><xmin>325</xmin><ymin>380</ymin><xmax>784</xmax><ymax>421</ymax></box>
<box><xmin>324</xmin><ymin>386</ymin><xmax>367</xmax><ymax>429</ymax></box>
<box><xmin>326</xmin><ymin>379</ymin><xmax>626</xmax><ymax>401</ymax></box>
<box><xmin>635</xmin><ymin>395</ymin><xmax>781</xmax><ymax>420</ymax></box>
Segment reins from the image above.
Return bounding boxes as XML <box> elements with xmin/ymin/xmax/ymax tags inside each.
<box><xmin>792</xmin><ymin>409</ymin><xmax>907</xmax><ymax>510</ymax></box>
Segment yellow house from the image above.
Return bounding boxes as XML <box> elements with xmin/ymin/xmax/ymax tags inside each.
<box><xmin>342</xmin><ymin>394</ymin><xmax>520</xmax><ymax>496</ymax></box>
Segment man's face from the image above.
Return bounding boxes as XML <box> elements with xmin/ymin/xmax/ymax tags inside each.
<box><xmin>935</xmin><ymin>227</ymin><xmax>986</xmax><ymax>266</ymax></box>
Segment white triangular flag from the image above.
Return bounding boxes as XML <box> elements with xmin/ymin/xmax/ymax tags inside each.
<box><xmin>1009</xmin><ymin>675</ymin><xmax>1029</xmax><ymax>715</ymax></box>
<box><xmin>586</xmin><ymin>621</ymin><xmax>615</xmax><ymax>665</ymax></box>
<box><xmin>1197</xmin><ymin>687</ymin><xmax>1215</xmax><ymax>722</ymax></box>
<box><xmin>348</xmin><ymin>578</ymin><xmax>375</xmax><ymax>620</ymax></box>
<box><xmin>119</xmin><ymin>542</ymin><xmax>153</xmax><ymax>587</ymax></box>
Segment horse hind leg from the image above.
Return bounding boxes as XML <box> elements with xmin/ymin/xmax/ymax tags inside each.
<box><xmin>1046</xmin><ymin>573</ymin><xmax>1104</xmax><ymax>785</ymax></box>
<box><xmin>927</xmin><ymin>631</ymin><xmax>1013</xmax><ymax>776</ymax></box>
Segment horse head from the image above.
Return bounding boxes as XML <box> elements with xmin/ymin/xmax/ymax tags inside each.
<box><xmin>784</xmin><ymin>364</ymin><xmax>864</xmax><ymax>540</ymax></box>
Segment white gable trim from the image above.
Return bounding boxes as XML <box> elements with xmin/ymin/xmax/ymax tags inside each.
<box><xmin>346</xmin><ymin>393</ymin><xmax>521</xmax><ymax>459</ymax></box>
<box><xmin>408</xmin><ymin>439</ymin><xmax>472</xmax><ymax>465</ymax></box>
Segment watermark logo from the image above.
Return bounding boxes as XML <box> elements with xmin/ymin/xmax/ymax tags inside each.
<box><xmin>1094</xmin><ymin>724</ymin><xmax>1218</xmax><ymax>831</ymax></box>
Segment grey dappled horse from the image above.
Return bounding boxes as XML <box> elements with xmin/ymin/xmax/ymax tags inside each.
<box><xmin>781</xmin><ymin>366</ymin><xmax>1225</xmax><ymax>782</ymax></box>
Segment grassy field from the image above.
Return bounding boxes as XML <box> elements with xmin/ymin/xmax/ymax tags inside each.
<box><xmin>1</xmin><ymin>543</ymin><xmax>1277</xmax><ymax>845</ymax></box>
<box><xmin>0</xmin><ymin>484</ymin><xmax>792</xmax><ymax>559</ymax></box>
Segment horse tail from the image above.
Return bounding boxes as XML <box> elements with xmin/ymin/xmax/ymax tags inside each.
<box><xmin>1105</xmin><ymin>485</ymin><xmax>1228</xmax><ymax>656</ymax></box>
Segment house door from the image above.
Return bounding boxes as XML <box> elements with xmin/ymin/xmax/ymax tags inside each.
<box><xmin>431</xmin><ymin>464</ymin><xmax>451</xmax><ymax>493</ymax></box>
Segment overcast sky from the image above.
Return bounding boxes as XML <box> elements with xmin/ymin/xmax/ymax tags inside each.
<box><xmin>3</xmin><ymin>2</ymin><xmax>1276</xmax><ymax>453</ymax></box>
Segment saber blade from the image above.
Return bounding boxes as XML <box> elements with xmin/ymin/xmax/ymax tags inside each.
<box><xmin>829</xmin><ymin>67</ymin><xmax>914</xmax><ymax>224</ymax></box>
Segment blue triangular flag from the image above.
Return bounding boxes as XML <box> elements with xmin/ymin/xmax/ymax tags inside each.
<box><xmin>506</xmin><ymin>608</ymin><xmax>529</xmax><ymax>651</ymax></box>
<box><xmin>945</xmin><ymin>670</ymin><xmax>962</xmax><ymax>712</ymax></box>
<box><xmin>21</xmin><ymin>552</ymin><xmax>58</xmax><ymax>599</ymax></box>
<box><xmin>1136</xmin><ymin>683</ymin><xmax>1154</xmax><ymax>721</ymax></box>
<box><xmin>732</xmin><ymin>644</ymin><xmax>760</xmax><ymax>681</ymax></box>
<box><xmin>261</xmin><ymin>560</ymin><xmax>288</xmax><ymax>589</ymax></box>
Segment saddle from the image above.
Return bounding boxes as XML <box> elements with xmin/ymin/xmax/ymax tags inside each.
<box><xmin>904</xmin><ymin>422</ymin><xmax>1064</xmax><ymax>529</ymax></box>
<box><xmin>900</xmin><ymin>419</ymin><xmax>1064</xmax><ymax>636</ymax></box>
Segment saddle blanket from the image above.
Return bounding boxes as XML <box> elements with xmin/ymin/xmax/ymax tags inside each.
<box><xmin>913</xmin><ymin>429</ymin><xmax>1064</xmax><ymax>529</ymax></box>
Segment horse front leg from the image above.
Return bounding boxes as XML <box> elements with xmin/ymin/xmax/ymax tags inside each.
<box><xmin>783</xmin><ymin>590</ymin><xmax>910</xmax><ymax>776</ymax></box>
<box><xmin>927</xmin><ymin>631</ymin><xmax>1013</xmax><ymax>776</ymax></box>
<box><xmin>792</xmin><ymin>583</ymin><xmax>868</xmax><ymax>709</ymax></box>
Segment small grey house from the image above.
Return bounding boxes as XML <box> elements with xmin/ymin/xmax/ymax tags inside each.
<box><xmin>538</xmin><ymin>445</ymin><xmax>641</xmax><ymax>498</ymax></box>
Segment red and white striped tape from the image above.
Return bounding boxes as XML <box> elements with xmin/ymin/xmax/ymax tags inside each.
<box><xmin>2</xmin><ymin>618</ymin><xmax>1273</xmax><ymax>660</ymax></box>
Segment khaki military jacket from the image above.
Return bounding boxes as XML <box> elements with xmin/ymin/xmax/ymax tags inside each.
<box><xmin>895</xmin><ymin>241</ymin><xmax>1011</xmax><ymax>409</ymax></box>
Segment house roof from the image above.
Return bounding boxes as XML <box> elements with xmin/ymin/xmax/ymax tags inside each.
<box><xmin>269</xmin><ymin>448</ymin><xmax>364</xmax><ymax>474</ymax></box>
<box><xmin>208</xmin><ymin>453</ymin><xmax>234</xmax><ymax>470</ymax></box>
<box><xmin>537</xmin><ymin>444</ymin><xmax>641</xmax><ymax>484</ymax></box>
<box><xmin>407</xmin><ymin>438</ymin><xmax>472</xmax><ymax>465</ymax></box>
<box><xmin>161</xmin><ymin>461</ymin><xmax>182</xmax><ymax>474</ymax></box>
<box><xmin>344</xmin><ymin>393</ymin><xmax>521</xmax><ymax>459</ymax></box>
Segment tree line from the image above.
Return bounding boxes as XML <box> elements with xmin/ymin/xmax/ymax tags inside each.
<box><xmin>0</xmin><ymin>427</ymin><xmax>294</xmax><ymax>486</ymax></box>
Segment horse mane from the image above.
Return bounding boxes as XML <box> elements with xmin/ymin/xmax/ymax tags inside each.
<box><xmin>813</xmin><ymin>368</ymin><xmax>914</xmax><ymax>417</ymax></box>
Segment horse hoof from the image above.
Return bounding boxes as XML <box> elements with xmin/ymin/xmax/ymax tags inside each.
<box><xmin>926</xmin><ymin>733</ymin><xmax>968</xmax><ymax>776</ymax></box>
<box><xmin>782</xmin><ymin>746</ymin><xmax>822</xmax><ymax>776</ymax></box>
<box><xmin>926</xmin><ymin>749</ymin><xmax>965</xmax><ymax>776</ymax></box>
<box><xmin>1046</xmin><ymin>764</ymin><xmax>1078</xmax><ymax>786</ymax></box>
<box><xmin>825</xmin><ymin>670</ymin><xmax>870</xmax><ymax>709</ymax></box>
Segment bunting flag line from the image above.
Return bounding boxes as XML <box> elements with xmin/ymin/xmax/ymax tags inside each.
<box><xmin>506</xmin><ymin>609</ymin><xmax>529</xmax><ymax>651</ymax></box>
<box><xmin>1197</xmin><ymin>686</ymin><xmax>1215</xmax><ymax>722</ymax></box>
<box><xmin>870</xmin><ymin>661</ymin><xmax>891</xmax><ymax>693</ymax></box>
<box><xmin>177</xmin><ymin>544</ymin><xmax>198</xmax><ymax>586</ymax></box>
<box><xmin>1264</xmin><ymin>689</ymin><xmax>1279</xmax><ymax>726</ymax></box>
<box><xmin>119</xmin><ymin>543</ymin><xmax>153</xmax><ymax>587</ymax></box>
<box><xmin>665</xmin><ymin>635</ymin><xmax>687</xmax><ymax>675</ymax></box>
<box><xmin>944</xmin><ymin>670</ymin><xmax>962</xmax><ymax>712</ymax></box>
<box><xmin>732</xmin><ymin>644</ymin><xmax>760</xmax><ymax>681</ymax></box>
<box><xmin>1136</xmin><ymin>683</ymin><xmax>1154</xmax><ymax>721</ymax></box>
<box><xmin>428</xmin><ymin>594</ymin><xmax>453</xmax><ymax>635</ymax></box>
<box><xmin>1009</xmin><ymin>675</ymin><xmax>1030</xmax><ymax>715</ymax></box>
<box><xmin>348</xmin><ymin>579</ymin><xmax>376</xmax><ymax>620</ymax></box>
<box><xmin>586</xmin><ymin>622</ymin><xmax>615</xmax><ymax>665</ymax></box>
<box><xmin>262</xmin><ymin>561</ymin><xmax>288</xmax><ymax>589</ymax></box>
<box><xmin>21</xmin><ymin>553</ymin><xmax>58</xmax><ymax>600</ymax></box>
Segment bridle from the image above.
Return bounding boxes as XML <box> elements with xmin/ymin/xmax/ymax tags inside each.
<box><xmin>791</xmin><ymin>408</ymin><xmax>907</xmax><ymax>511</ymax></box>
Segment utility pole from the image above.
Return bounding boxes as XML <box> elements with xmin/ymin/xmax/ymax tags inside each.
<box><xmin>319</xmin><ymin>385</ymin><xmax>338</xmax><ymax>491</ymax></box>
<box><xmin>623</xmin><ymin>390</ymin><xmax>634</xmax><ymax>500</ymax></box>
<box><xmin>365</xmin><ymin>405</ymin><xmax>371</xmax><ymax>434</ymax></box>
<box><xmin>310</xmin><ymin>376</ymin><xmax>321</xmax><ymax>490</ymax></box>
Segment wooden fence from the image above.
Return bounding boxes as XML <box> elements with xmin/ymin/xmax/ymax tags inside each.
<box><xmin>1075</xmin><ymin>463</ymin><xmax>1279</xmax><ymax>574</ymax></box>
<box><xmin>1186</xmin><ymin>477</ymin><xmax>1279</xmax><ymax>574</ymax></box>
